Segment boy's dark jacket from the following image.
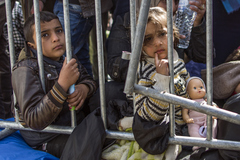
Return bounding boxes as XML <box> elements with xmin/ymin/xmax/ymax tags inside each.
<box><xmin>11</xmin><ymin>48</ymin><xmax>97</xmax><ymax>147</ymax></box>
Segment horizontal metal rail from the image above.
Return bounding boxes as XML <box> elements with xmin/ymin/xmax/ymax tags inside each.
<box><xmin>1</xmin><ymin>0</ymin><xmax>240</xmax><ymax>154</ymax></box>
<box><xmin>134</xmin><ymin>84</ymin><xmax>240</xmax><ymax>125</ymax></box>
<box><xmin>169</xmin><ymin>136</ymin><xmax>240</xmax><ymax>151</ymax></box>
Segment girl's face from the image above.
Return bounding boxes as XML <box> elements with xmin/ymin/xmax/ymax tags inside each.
<box><xmin>143</xmin><ymin>22</ymin><xmax>169</xmax><ymax>60</ymax></box>
<box><xmin>187</xmin><ymin>79</ymin><xmax>206</xmax><ymax>100</ymax></box>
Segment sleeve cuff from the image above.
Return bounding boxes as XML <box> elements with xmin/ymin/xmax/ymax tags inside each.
<box><xmin>48</xmin><ymin>82</ymin><xmax>68</xmax><ymax>107</ymax></box>
<box><xmin>192</xmin><ymin>17</ymin><xmax>206</xmax><ymax>33</ymax></box>
<box><xmin>152</xmin><ymin>73</ymin><xmax>170</xmax><ymax>92</ymax></box>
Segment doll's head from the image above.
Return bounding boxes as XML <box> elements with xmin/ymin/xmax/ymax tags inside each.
<box><xmin>186</xmin><ymin>77</ymin><xmax>206</xmax><ymax>100</ymax></box>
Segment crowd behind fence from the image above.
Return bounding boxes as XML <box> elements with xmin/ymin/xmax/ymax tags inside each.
<box><xmin>0</xmin><ymin>0</ymin><xmax>240</xmax><ymax>153</ymax></box>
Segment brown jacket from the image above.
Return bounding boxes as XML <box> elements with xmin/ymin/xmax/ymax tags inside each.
<box><xmin>12</xmin><ymin>48</ymin><xmax>97</xmax><ymax>131</ymax></box>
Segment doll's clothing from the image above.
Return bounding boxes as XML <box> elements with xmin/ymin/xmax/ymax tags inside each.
<box><xmin>187</xmin><ymin>99</ymin><xmax>217</xmax><ymax>138</ymax></box>
<box><xmin>188</xmin><ymin>110</ymin><xmax>207</xmax><ymax>138</ymax></box>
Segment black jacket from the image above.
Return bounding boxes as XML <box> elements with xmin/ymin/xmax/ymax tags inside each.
<box><xmin>133</xmin><ymin>112</ymin><xmax>182</xmax><ymax>155</ymax></box>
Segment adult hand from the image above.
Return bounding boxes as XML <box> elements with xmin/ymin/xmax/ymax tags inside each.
<box><xmin>58</xmin><ymin>58</ymin><xmax>80</xmax><ymax>92</ymax></box>
<box><xmin>31</xmin><ymin>0</ymin><xmax>44</xmax><ymax>14</ymax></box>
<box><xmin>67</xmin><ymin>84</ymin><xmax>89</xmax><ymax>110</ymax></box>
<box><xmin>189</xmin><ymin>0</ymin><xmax>206</xmax><ymax>27</ymax></box>
<box><xmin>155</xmin><ymin>53</ymin><xmax>169</xmax><ymax>76</ymax></box>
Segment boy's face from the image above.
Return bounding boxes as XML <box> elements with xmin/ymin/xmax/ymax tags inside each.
<box><xmin>187</xmin><ymin>79</ymin><xmax>206</xmax><ymax>100</ymax></box>
<box><xmin>28</xmin><ymin>19</ymin><xmax>66</xmax><ymax>61</ymax></box>
<box><xmin>143</xmin><ymin>22</ymin><xmax>169</xmax><ymax>60</ymax></box>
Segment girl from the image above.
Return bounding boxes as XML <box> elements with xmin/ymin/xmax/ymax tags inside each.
<box><xmin>133</xmin><ymin>7</ymin><xmax>190</xmax><ymax>158</ymax></box>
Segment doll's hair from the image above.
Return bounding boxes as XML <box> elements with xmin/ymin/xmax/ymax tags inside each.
<box><xmin>186</xmin><ymin>77</ymin><xmax>206</xmax><ymax>91</ymax></box>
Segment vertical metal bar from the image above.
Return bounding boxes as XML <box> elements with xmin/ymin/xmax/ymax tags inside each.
<box><xmin>95</xmin><ymin>0</ymin><xmax>107</xmax><ymax>129</ymax></box>
<box><xmin>129</xmin><ymin>0</ymin><xmax>136</xmax><ymax>114</ymax></box>
<box><xmin>130</xmin><ymin>0</ymin><xmax>136</xmax><ymax>48</ymax></box>
<box><xmin>62</xmin><ymin>0</ymin><xmax>77</xmax><ymax>127</ymax></box>
<box><xmin>33</xmin><ymin>0</ymin><xmax>45</xmax><ymax>93</ymax></box>
<box><xmin>206</xmin><ymin>0</ymin><xmax>213</xmax><ymax>140</ymax></box>
<box><xmin>167</xmin><ymin>0</ymin><xmax>175</xmax><ymax>137</ymax></box>
<box><xmin>124</xmin><ymin>0</ymin><xmax>151</xmax><ymax>95</ymax></box>
<box><xmin>5</xmin><ymin>0</ymin><xmax>19</xmax><ymax>122</ymax></box>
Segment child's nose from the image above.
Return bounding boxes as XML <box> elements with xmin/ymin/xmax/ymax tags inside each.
<box><xmin>52</xmin><ymin>33</ymin><xmax>60</xmax><ymax>42</ymax></box>
<box><xmin>154</xmin><ymin>37</ymin><xmax>163</xmax><ymax>46</ymax></box>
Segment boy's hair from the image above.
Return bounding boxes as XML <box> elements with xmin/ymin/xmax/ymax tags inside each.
<box><xmin>24</xmin><ymin>11</ymin><xmax>60</xmax><ymax>43</ymax></box>
<box><xmin>143</xmin><ymin>7</ymin><xmax>179</xmax><ymax>47</ymax></box>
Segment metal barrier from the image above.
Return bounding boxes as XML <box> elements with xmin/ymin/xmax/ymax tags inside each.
<box><xmin>0</xmin><ymin>0</ymin><xmax>240</xmax><ymax>154</ymax></box>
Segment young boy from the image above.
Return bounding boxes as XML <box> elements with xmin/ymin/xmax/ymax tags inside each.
<box><xmin>11</xmin><ymin>11</ymin><xmax>97</xmax><ymax>158</ymax></box>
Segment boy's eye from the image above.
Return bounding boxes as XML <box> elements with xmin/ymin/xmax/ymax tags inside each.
<box><xmin>56</xmin><ymin>29</ymin><xmax>63</xmax><ymax>33</ymax></box>
<box><xmin>42</xmin><ymin>33</ymin><xmax>49</xmax><ymax>37</ymax></box>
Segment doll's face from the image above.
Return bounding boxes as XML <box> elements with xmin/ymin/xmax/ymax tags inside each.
<box><xmin>187</xmin><ymin>78</ymin><xmax>206</xmax><ymax>99</ymax></box>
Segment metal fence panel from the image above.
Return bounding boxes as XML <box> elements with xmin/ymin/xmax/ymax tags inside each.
<box><xmin>0</xmin><ymin>0</ymin><xmax>240</xmax><ymax>153</ymax></box>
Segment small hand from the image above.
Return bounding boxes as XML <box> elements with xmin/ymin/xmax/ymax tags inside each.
<box><xmin>155</xmin><ymin>53</ymin><xmax>169</xmax><ymax>76</ymax></box>
<box><xmin>189</xmin><ymin>0</ymin><xmax>206</xmax><ymax>27</ymax></box>
<box><xmin>58</xmin><ymin>58</ymin><xmax>80</xmax><ymax>92</ymax></box>
<box><xmin>186</xmin><ymin>118</ymin><xmax>194</xmax><ymax>123</ymax></box>
<box><xmin>212</xmin><ymin>116</ymin><xmax>217</xmax><ymax>119</ymax></box>
<box><xmin>67</xmin><ymin>84</ymin><xmax>89</xmax><ymax>110</ymax></box>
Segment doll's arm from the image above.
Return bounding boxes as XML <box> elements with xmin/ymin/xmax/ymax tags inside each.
<box><xmin>182</xmin><ymin>108</ymin><xmax>194</xmax><ymax>123</ymax></box>
<box><xmin>212</xmin><ymin>102</ymin><xmax>219</xmax><ymax>119</ymax></box>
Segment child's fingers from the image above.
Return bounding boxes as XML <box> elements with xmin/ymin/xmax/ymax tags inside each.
<box><xmin>73</xmin><ymin>62</ymin><xmax>78</xmax><ymax>70</ymax></box>
<box><xmin>75</xmin><ymin>99</ymin><xmax>84</xmax><ymax>110</ymax></box>
<box><xmin>68</xmin><ymin>94</ymin><xmax>82</xmax><ymax>105</ymax></box>
<box><xmin>67</xmin><ymin>90</ymin><xmax>78</xmax><ymax>99</ymax></box>
<box><xmin>63</xmin><ymin>58</ymin><xmax>67</xmax><ymax>66</ymax></box>
<box><xmin>155</xmin><ymin>53</ymin><xmax>159</xmax><ymax>66</ymax></box>
<box><xmin>159</xmin><ymin>59</ymin><xmax>169</xmax><ymax>69</ymax></box>
<box><xmin>68</xmin><ymin>58</ymin><xmax>77</xmax><ymax>65</ymax></box>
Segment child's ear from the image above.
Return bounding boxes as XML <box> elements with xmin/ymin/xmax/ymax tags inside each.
<box><xmin>27</xmin><ymin>41</ymin><xmax>36</xmax><ymax>49</ymax></box>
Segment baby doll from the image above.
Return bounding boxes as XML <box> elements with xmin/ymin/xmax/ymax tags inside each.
<box><xmin>182</xmin><ymin>77</ymin><xmax>217</xmax><ymax>150</ymax></box>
